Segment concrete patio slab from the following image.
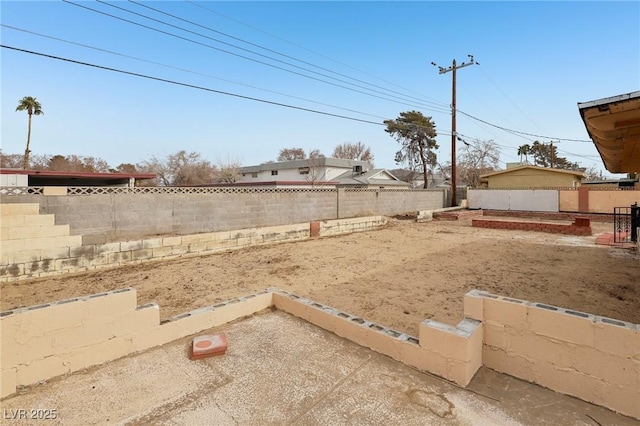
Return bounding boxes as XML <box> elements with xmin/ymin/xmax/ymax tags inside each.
<box><xmin>1</xmin><ymin>310</ymin><xmax>638</xmax><ymax>426</ymax></box>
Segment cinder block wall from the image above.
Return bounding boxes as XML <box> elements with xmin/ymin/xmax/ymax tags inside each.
<box><xmin>464</xmin><ymin>290</ymin><xmax>640</xmax><ymax>420</ymax></box>
<box><xmin>0</xmin><ymin>188</ymin><xmax>443</xmax><ymax>242</ymax></box>
<box><xmin>1</xmin><ymin>217</ymin><xmax>387</xmax><ymax>282</ymax></box>
<box><xmin>338</xmin><ymin>189</ymin><xmax>443</xmax><ymax>218</ymax></box>
<box><xmin>272</xmin><ymin>290</ymin><xmax>483</xmax><ymax>387</ymax></box>
<box><xmin>0</xmin><ymin>288</ymin><xmax>274</xmax><ymax>399</ymax></box>
<box><xmin>1</xmin><ymin>288</ymin><xmax>638</xmax><ymax>420</ymax></box>
<box><xmin>0</xmin><ymin>203</ymin><xmax>84</xmax><ymax>271</ymax></box>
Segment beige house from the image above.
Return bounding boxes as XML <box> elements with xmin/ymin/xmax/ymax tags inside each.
<box><xmin>479</xmin><ymin>165</ymin><xmax>585</xmax><ymax>189</ymax></box>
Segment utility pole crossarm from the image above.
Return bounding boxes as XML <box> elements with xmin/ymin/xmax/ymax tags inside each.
<box><xmin>431</xmin><ymin>55</ymin><xmax>479</xmax><ymax>207</ymax></box>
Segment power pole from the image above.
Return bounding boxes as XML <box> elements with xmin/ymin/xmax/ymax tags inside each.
<box><xmin>432</xmin><ymin>55</ymin><xmax>478</xmax><ymax>206</ymax></box>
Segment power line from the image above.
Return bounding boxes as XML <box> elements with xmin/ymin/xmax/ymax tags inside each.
<box><xmin>457</xmin><ymin>110</ymin><xmax>593</xmax><ymax>143</ymax></box>
<box><xmin>1</xmin><ymin>24</ymin><xmax>388</xmax><ymax>121</ymax></box>
<box><xmin>184</xmin><ymin>0</ymin><xmax>451</xmax><ymax>110</ymax></box>
<box><xmin>61</xmin><ymin>0</ymin><xmax>450</xmax><ymax>114</ymax></box>
<box><xmin>1</xmin><ymin>45</ymin><xmax>387</xmax><ymax>126</ymax></box>
<box><xmin>129</xmin><ymin>0</ymin><xmax>447</xmax><ymax>110</ymax></box>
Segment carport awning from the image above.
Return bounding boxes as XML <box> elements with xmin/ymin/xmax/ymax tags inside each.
<box><xmin>578</xmin><ymin>91</ymin><xmax>640</xmax><ymax>174</ymax></box>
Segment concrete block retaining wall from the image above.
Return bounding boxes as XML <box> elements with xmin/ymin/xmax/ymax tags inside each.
<box><xmin>2</xmin><ymin>288</ymin><xmax>637</xmax><ymax>419</ymax></box>
<box><xmin>0</xmin><ymin>187</ymin><xmax>443</xmax><ymax>242</ymax></box>
<box><xmin>0</xmin><ymin>212</ymin><xmax>387</xmax><ymax>282</ymax></box>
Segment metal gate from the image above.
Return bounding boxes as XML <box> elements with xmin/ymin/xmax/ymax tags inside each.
<box><xmin>613</xmin><ymin>203</ymin><xmax>640</xmax><ymax>243</ymax></box>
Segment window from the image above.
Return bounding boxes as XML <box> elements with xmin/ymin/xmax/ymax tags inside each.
<box><xmin>298</xmin><ymin>167</ymin><xmax>310</xmax><ymax>175</ymax></box>
<box><xmin>251</xmin><ymin>173</ymin><xmax>258</xmax><ymax>178</ymax></box>
<box><xmin>271</xmin><ymin>170</ymin><xmax>278</xmax><ymax>176</ymax></box>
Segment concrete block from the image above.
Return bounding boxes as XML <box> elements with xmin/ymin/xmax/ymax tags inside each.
<box><xmin>483</xmin><ymin>296</ymin><xmax>529</xmax><ymax>328</ymax></box>
<box><xmin>504</xmin><ymin>329</ymin><xmax>567</xmax><ymax>366</ymax></box>
<box><xmin>365</xmin><ymin>325</ymin><xmax>403</xmax><ymax>362</ymax></box>
<box><xmin>566</xmin><ymin>345</ymin><xmax>638</xmax><ymax>389</ymax></box>
<box><xmin>64</xmin><ymin>336</ymin><xmax>133</xmax><ymax>376</ymax></box>
<box><xmin>593</xmin><ymin>317</ymin><xmax>640</xmax><ymax>359</ymax></box>
<box><xmin>142</xmin><ymin>238</ymin><xmax>163</xmax><ymax>249</ymax></box>
<box><xmin>162</xmin><ymin>236</ymin><xmax>182</xmax><ymax>247</ymax></box>
<box><xmin>1</xmin><ymin>367</ymin><xmax>17</xmax><ymax>398</ymax></box>
<box><xmin>16</xmin><ymin>354</ymin><xmax>70</xmax><ymax>387</ymax></box>
<box><xmin>419</xmin><ymin>319</ymin><xmax>475</xmax><ymax>362</ymax></box>
<box><xmin>152</xmin><ymin>245</ymin><xmax>188</xmax><ymax>259</ymax></box>
<box><xmin>273</xmin><ymin>293</ymin><xmax>314</xmax><ymax>322</ymax></box>
<box><xmin>96</xmin><ymin>242</ymin><xmax>122</xmax><ymax>254</ymax></box>
<box><xmin>83</xmin><ymin>289</ymin><xmax>138</xmax><ymax>321</ymax></box>
<box><xmin>463</xmin><ymin>290</ymin><xmax>484</xmax><ymax>321</ymax></box>
<box><xmin>42</xmin><ymin>186</ymin><xmax>68</xmax><ymax>196</ymax></box>
<box><xmin>82</xmin><ymin>234</ymin><xmax>107</xmax><ymax>245</ymax></box>
<box><xmin>527</xmin><ymin>303</ymin><xmax>595</xmax><ymax>346</ymax></box>
<box><xmin>332</xmin><ymin>315</ymin><xmax>370</xmax><ymax>347</ymax></box>
<box><xmin>599</xmin><ymin>380</ymin><xmax>640</xmax><ymax>420</ymax></box>
<box><xmin>108</xmin><ymin>251</ymin><xmax>132</xmax><ymax>265</ymax></box>
<box><xmin>400</xmin><ymin>340</ymin><xmax>448</xmax><ymax>378</ymax></box>
<box><xmin>130</xmin><ymin>248</ymin><xmax>153</xmax><ymax>261</ymax></box>
<box><xmin>482</xmin><ymin>345</ymin><xmax>534</xmax><ymax>380</ymax></box>
<box><xmin>120</xmin><ymin>240</ymin><xmax>144</xmax><ymax>251</ymax></box>
<box><xmin>306</xmin><ymin>303</ymin><xmax>338</xmax><ymax>334</ymax></box>
<box><xmin>3</xmin><ymin>224</ymin><xmax>69</xmax><ymax>240</ymax></box>
<box><xmin>0</xmin><ymin>203</ymin><xmax>39</xmax><ymax>216</ymax></box>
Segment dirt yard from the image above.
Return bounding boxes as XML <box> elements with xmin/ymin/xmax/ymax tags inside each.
<box><xmin>2</xmin><ymin>218</ymin><xmax>639</xmax><ymax>336</ymax></box>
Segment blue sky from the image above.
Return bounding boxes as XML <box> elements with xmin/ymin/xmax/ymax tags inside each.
<box><xmin>2</xmin><ymin>1</ymin><xmax>639</xmax><ymax>175</ymax></box>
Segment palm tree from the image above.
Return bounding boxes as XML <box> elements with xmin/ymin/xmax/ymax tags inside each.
<box><xmin>15</xmin><ymin>96</ymin><xmax>44</xmax><ymax>170</ymax></box>
<box><xmin>517</xmin><ymin>144</ymin><xmax>531</xmax><ymax>164</ymax></box>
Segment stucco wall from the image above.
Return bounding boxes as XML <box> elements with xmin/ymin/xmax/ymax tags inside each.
<box><xmin>0</xmin><ymin>188</ymin><xmax>443</xmax><ymax>242</ymax></box>
<box><xmin>559</xmin><ymin>190</ymin><xmax>579</xmax><ymax>211</ymax></box>
<box><xmin>487</xmin><ymin>168</ymin><xmax>580</xmax><ymax>188</ymax></box>
<box><xmin>587</xmin><ymin>190</ymin><xmax>640</xmax><ymax>214</ymax></box>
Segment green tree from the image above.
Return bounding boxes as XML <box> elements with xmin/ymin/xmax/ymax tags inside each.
<box><xmin>517</xmin><ymin>144</ymin><xmax>531</xmax><ymax>163</ymax></box>
<box><xmin>529</xmin><ymin>141</ymin><xmax>577</xmax><ymax>169</ymax></box>
<box><xmin>384</xmin><ymin>111</ymin><xmax>438</xmax><ymax>189</ymax></box>
<box><xmin>15</xmin><ymin>96</ymin><xmax>44</xmax><ymax>169</ymax></box>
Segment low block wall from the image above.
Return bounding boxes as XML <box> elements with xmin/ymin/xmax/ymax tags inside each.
<box><xmin>464</xmin><ymin>290</ymin><xmax>640</xmax><ymax>420</ymax></box>
<box><xmin>0</xmin><ymin>216</ymin><xmax>387</xmax><ymax>282</ymax></box>
<box><xmin>0</xmin><ymin>288</ymin><xmax>273</xmax><ymax>399</ymax></box>
<box><xmin>2</xmin><ymin>289</ymin><xmax>637</xmax><ymax>419</ymax></box>
<box><xmin>471</xmin><ymin>218</ymin><xmax>592</xmax><ymax>236</ymax></box>
<box><xmin>272</xmin><ymin>291</ymin><xmax>482</xmax><ymax>387</ymax></box>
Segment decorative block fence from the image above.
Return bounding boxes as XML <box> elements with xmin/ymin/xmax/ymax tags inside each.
<box><xmin>0</xmin><ymin>204</ymin><xmax>386</xmax><ymax>282</ymax></box>
<box><xmin>1</xmin><ymin>289</ymin><xmax>638</xmax><ymax>420</ymax></box>
<box><xmin>471</xmin><ymin>217</ymin><xmax>593</xmax><ymax>236</ymax></box>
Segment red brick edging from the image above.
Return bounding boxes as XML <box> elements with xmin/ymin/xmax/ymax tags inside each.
<box><xmin>472</xmin><ymin>218</ymin><xmax>592</xmax><ymax>236</ymax></box>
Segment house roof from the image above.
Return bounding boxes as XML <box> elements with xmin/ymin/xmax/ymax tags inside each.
<box><xmin>332</xmin><ymin>169</ymin><xmax>408</xmax><ymax>186</ymax></box>
<box><xmin>578</xmin><ymin>91</ymin><xmax>640</xmax><ymax>173</ymax></box>
<box><xmin>479</xmin><ymin>165</ymin><xmax>585</xmax><ymax>179</ymax></box>
<box><xmin>0</xmin><ymin>168</ymin><xmax>156</xmax><ymax>186</ymax></box>
<box><xmin>0</xmin><ymin>169</ymin><xmax>156</xmax><ymax>180</ymax></box>
<box><xmin>240</xmin><ymin>158</ymin><xmax>372</xmax><ymax>173</ymax></box>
